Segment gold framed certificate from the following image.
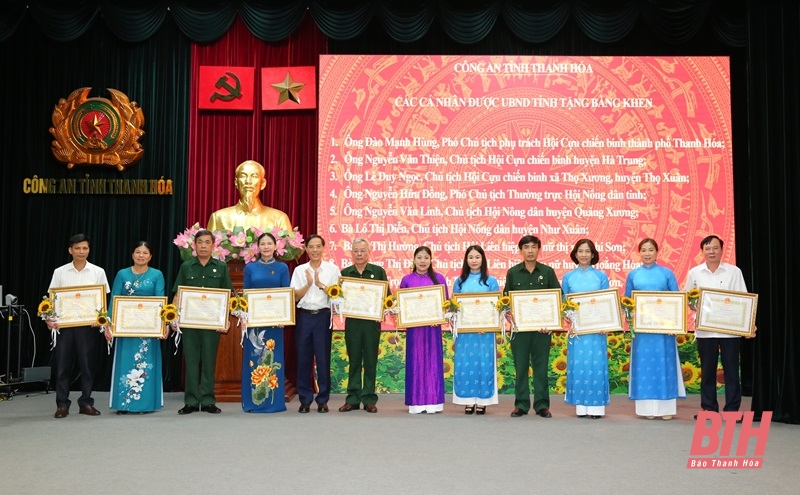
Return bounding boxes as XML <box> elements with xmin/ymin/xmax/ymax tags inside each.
<box><xmin>50</xmin><ymin>284</ymin><xmax>107</xmax><ymax>328</ymax></box>
<box><xmin>453</xmin><ymin>292</ymin><xmax>502</xmax><ymax>333</ymax></box>
<box><xmin>509</xmin><ymin>289</ymin><xmax>563</xmax><ymax>332</ymax></box>
<box><xmin>111</xmin><ymin>296</ymin><xmax>168</xmax><ymax>338</ymax></box>
<box><xmin>175</xmin><ymin>286</ymin><xmax>231</xmax><ymax>330</ymax></box>
<box><xmin>696</xmin><ymin>288</ymin><xmax>758</xmax><ymax>337</ymax></box>
<box><xmin>395</xmin><ymin>285</ymin><xmax>446</xmax><ymax>329</ymax></box>
<box><xmin>339</xmin><ymin>276</ymin><xmax>390</xmax><ymax>322</ymax></box>
<box><xmin>632</xmin><ymin>291</ymin><xmax>687</xmax><ymax>334</ymax></box>
<box><xmin>569</xmin><ymin>289</ymin><xmax>625</xmax><ymax>335</ymax></box>
<box><xmin>243</xmin><ymin>288</ymin><xmax>296</xmax><ymax>327</ymax></box>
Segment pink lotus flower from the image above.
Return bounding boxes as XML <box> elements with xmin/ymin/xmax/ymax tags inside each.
<box><xmin>173</xmin><ymin>232</ymin><xmax>193</xmax><ymax>248</ymax></box>
<box><xmin>288</xmin><ymin>234</ymin><xmax>304</xmax><ymax>249</ymax></box>
<box><xmin>251</xmin><ymin>227</ymin><xmax>264</xmax><ymax>237</ymax></box>
<box><xmin>213</xmin><ymin>245</ymin><xmax>231</xmax><ymax>261</ymax></box>
<box><xmin>275</xmin><ymin>238</ymin><xmax>287</xmax><ymax>256</ymax></box>
<box><xmin>229</xmin><ymin>231</ymin><xmax>247</xmax><ymax>247</ymax></box>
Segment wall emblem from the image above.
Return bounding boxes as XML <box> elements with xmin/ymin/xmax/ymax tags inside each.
<box><xmin>49</xmin><ymin>87</ymin><xmax>145</xmax><ymax>171</ymax></box>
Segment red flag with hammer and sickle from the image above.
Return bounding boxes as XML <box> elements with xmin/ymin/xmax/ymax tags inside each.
<box><xmin>198</xmin><ymin>66</ymin><xmax>254</xmax><ymax>110</ymax></box>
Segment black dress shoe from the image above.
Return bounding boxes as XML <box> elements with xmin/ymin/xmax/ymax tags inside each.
<box><xmin>116</xmin><ymin>410</ymin><xmax>129</xmax><ymax>415</ymax></box>
<box><xmin>201</xmin><ymin>404</ymin><xmax>221</xmax><ymax>414</ymax></box>
<box><xmin>79</xmin><ymin>405</ymin><xmax>101</xmax><ymax>416</ymax></box>
<box><xmin>536</xmin><ymin>408</ymin><xmax>552</xmax><ymax>418</ymax></box>
<box><xmin>298</xmin><ymin>404</ymin><xmax>311</xmax><ymax>413</ymax></box>
<box><xmin>339</xmin><ymin>403</ymin><xmax>359</xmax><ymax>412</ymax></box>
<box><xmin>317</xmin><ymin>403</ymin><xmax>329</xmax><ymax>413</ymax></box>
<box><xmin>178</xmin><ymin>405</ymin><xmax>199</xmax><ymax>415</ymax></box>
<box><xmin>590</xmin><ymin>415</ymin><xmax>602</xmax><ymax>419</ymax></box>
<box><xmin>510</xmin><ymin>408</ymin><xmax>528</xmax><ymax>417</ymax></box>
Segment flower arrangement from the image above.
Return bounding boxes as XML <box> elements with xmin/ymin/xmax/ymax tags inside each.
<box><xmin>327</xmin><ymin>284</ymin><xmax>345</xmax><ymax>319</ymax></box>
<box><xmin>687</xmin><ymin>288</ymin><xmax>701</xmax><ymax>312</ymax></box>
<box><xmin>37</xmin><ymin>295</ymin><xmax>56</xmax><ymax>320</ymax></box>
<box><xmin>495</xmin><ymin>295</ymin><xmax>517</xmax><ymax>338</ymax></box>
<box><xmin>160</xmin><ymin>304</ymin><xmax>179</xmax><ymax>324</ymax></box>
<box><xmin>442</xmin><ymin>298</ymin><xmax>461</xmax><ymax>315</ymax></box>
<box><xmin>230</xmin><ymin>293</ymin><xmax>249</xmax><ymax>328</ymax></box>
<box><xmin>383</xmin><ymin>294</ymin><xmax>397</xmax><ymax>313</ymax></box>
<box><xmin>561</xmin><ymin>298</ymin><xmax>580</xmax><ymax>334</ymax></box>
<box><xmin>96</xmin><ymin>309</ymin><xmax>112</xmax><ymax>353</ymax></box>
<box><xmin>173</xmin><ymin>223</ymin><xmax>305</xmax><ymax>263</ymax></box>
<box><xmin>620</xmin><ymin>296</ymin><xmax>635</xmax><ymax>336</ymax></box>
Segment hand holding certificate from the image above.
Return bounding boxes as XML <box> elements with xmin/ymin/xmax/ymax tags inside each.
<box><xmin>175</xmin><ymin>286</ymin><xmax>231</xmax><ymax>331</ymax></box>
<box><xmin>395</xmin><ymin>286</ymin><xmax>446</xmax><ymax>329</ymax></box>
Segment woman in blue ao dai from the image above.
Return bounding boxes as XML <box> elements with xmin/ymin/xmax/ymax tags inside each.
<box><xmin>109</xmin><ymin>242</ymin><xmax>166</xmax><ymax>413</ymax></box>
<box><xmin>399</xmin><ymin>246</ymin><xmax>448</xmax><ymax>414</ymax></box>
<box><xmin>242</xmin><ymin>233</ymin><xmax>291</xmax><ymax>413</ymax></box>
<box><xmin>624</xmin><ymin>238</ymin><xmax>685</xmax><ymax>420</ymax></box>
<box><xmin>562</xmin><ymin>239</ymin><xmax>610</xmax><ymax>419</ymax></box>
<box><xmin>452</xmin><ymin>245</ymin><xmax>499</xmax><ymax>415</ymax></box>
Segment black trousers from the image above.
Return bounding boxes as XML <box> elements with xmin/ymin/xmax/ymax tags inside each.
<box><xmin>54</xmin><ymin>326</ymin><xmax>98</xmax><ymax>407</ymax></box>
<box><xmin>697</xmin><ymin>337</ymin><xmax>741</xmax><ymax>412</ymax></box>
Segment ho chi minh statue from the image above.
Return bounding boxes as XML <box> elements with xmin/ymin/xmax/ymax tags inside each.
<box><xmin>207</xmin><ymin>160</ymin><xmax>293</xmax><ymax>233</ymax></box>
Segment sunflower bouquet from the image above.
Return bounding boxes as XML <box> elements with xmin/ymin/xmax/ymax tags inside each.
<box><xmin>160</xmin><ymin>303</ymin><xmax>181</xmax><ymax>352</ymax></box>
<box><xmin>442</xmin><ymin>298</ymin><xmax>461</xmax><ymax>316</ymax></box>
<box><xmin>495</xmin><ymin>294</ymin><xmax>517</xmax><ymax>340</ymax></box>
<box><xmin>96</xmin><ymin>309</ymin><xmax>112</xmax><ymax>354</ymax></box>
<box><xmin>620</xmin><ymin>296</ymin><xmax>635</xmax><ymax>337</ymax></box>
<box><xmin>37</xmin><ymin>295</ymin><xmax>57</xmax><ymax>320</ymax></box>
<box><xmin>687</xmin><ymin>288</ymin><xmax>701</xmax><ymax>312</ymax></box>
<box><xmin>229</xmin><ymin>294</ymin><xmax>249</xmax><ymax>328</ymax></box>
<box><xmin>327</xmin><ymin>284</ymin><xmax>345</xmax><ymax>320</ymax></box>
<box><xmin>160</xmin><ymin>304</ymin><xmax>179</xmax><ymax>325</ymax></box>
<box><xmin>383</xmin><ymin>294</ymin><xmax>398</xmax><ymax>317</ymax></box>
<box><xmin>561</xmin><ymin>298</ymin><xmax>580</xmax><ymax>335</ymax></box>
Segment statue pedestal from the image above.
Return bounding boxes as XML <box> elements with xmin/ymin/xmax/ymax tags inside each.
<box><xmin>214</xmin><ymin>260</ymin><xmax>297</xmax><ymax>402</ymax></box>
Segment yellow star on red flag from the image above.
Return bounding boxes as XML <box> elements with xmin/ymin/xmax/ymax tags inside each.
<box><xmin>271</xmin><ymin>72</ymin><xmax>306</xmax><ymax>104</ymax></box>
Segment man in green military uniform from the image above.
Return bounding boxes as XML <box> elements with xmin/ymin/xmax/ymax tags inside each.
<box><xmin>338</xmin><ymin>238</ymin><xmax>389</xmax><ymax>414</ymax></box>
<box><xmin>172</xmin><ymin>229</ymin><xmax>233</xmax><ymax>414</ymax></box>
<box><xmin>504</xmin><ymin>235</ymin><xmax>561</xmax><ymax>418</ymax></box>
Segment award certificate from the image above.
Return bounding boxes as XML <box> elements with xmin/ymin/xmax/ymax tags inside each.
<box><xmin>111</xmin><ymin>296</ymin><xmax>168</xmax><ymax>338</ymax></box>
<box><xmin>453</xmin><ymin>292</ymin><xmax>502</xmax><ymax>333</ymax></box>
<box><xmin>569</xmin><ymin>289</ymin><xmax>624</xmax><ymax>335</ymax></box>
<box><xmin>339</xmin><ymin>277</ymin><xmax>389</xmax><ymax>322</ymax></box>
<box><xmin>510</xmin><ymin>289</ymin><xmax>563</xmax><ymax>332</ymax></box>
<box><xmin>395</xmin><ymin>285</ymin><xmax>446</xmax><ymax>329</ymax></box>
<box><xmin>175</xmin><ymin>286</ymin><xmax>231</xmax><ymax>330</ymax></box>
<box><xmin>632</xmin><ymin>291</ymin><xmax>687</xmax><ymax>334</ymax></box>
<box><xmin>50</xmin><ymin>285</ymin><xmax>107</xmax><ymax>328</ymax></box>
<box><xmin>244</xmin><ymin>288</ymin><xmax>295</xmax><ymax>327</ymax></box>
<box><xmin>696</xmin><ymin>288</ymin><xmax>758</xmax><ymax>337</ymax></box>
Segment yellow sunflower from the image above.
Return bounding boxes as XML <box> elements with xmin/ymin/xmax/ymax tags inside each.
<box><xmin>442</xmin><ymin>357</ymin><xmax>455</xmax><ymax>379</ymax></box>
<box><xmin>96</xmin><ymin>310</ymin><xmax>109</xmax><ymax>327</ymax></box>
<box><xmin>238</xmin><ymin>297</ymin><xmax>248</xmax><ymax>311</ymax></box>
<box><xmin>383</xmin><ymin>295</ymin><xmax>396</xmax><ymax>310</ymax></box>
<box><xmin>618</xmin><ymin>360</ymin><xmax>631</xmax><ymax>375</ymax></box>
<box><xmin>608</xmin><ymin>335</ymin><xmax>621</xmax><ymax>348</ymax></box>
<box><xmin>620</xmin><ymin>296</ymin><xmax>635</xmax><ymax>308</ymax></box>
<box><xmin>496</xmin><ymin>373</ymin><xmax>505</xmax><ymax>390</ymax></box>
<box><xmin>556</xmin><ymin>375</ymin><xmax>567</xmax><ymax>394</ymax></box>
<box><xmin>676</xmin><ymin>334</ymin><xmax>689</xmax><ymax>346</ymax></box>
<box><xmin>326</xmin><ymin>284</ymin><xmax>342</xmax><ymax>299</ymax></box>
<box><xmin>496</xmin><ymin>295</ymin><xmax>511</xmax><ymax>311</ymax></box>
<box><xmin>37</xmin><ymin>298</ymin><xmax>53</xmax><ymax>316</ymax></box>
<box><xmin>229</xmin><ymin>297</ymin><xmax>239</xmax><ymax>312</ymax></box>
<box><xmin>682</xmin><ymin>361</ymin><xmax>701</xmax><ymax>388</ymax></box>
<box><xmin>496</xmin><ymin>346</ymin><xmax>507</xmax><ymax>360</ymax></box>
<box><xmin>551</xmin><ymin>355</ymin><xmax>568</xmax><ymax>375</ymax></box>
<box><xmin>163</xmin><ymin>309</ymin><xmax>178</xmax><ymax>324</ymax></box>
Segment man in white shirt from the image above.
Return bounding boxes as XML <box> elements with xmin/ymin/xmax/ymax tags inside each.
<box><xmin>47</xmin><ymin>234</ymin><xmax>110</xmax><ymax>419</ymax></box>
<box><xmin>289</xmin><ymin>235</ymin><xmax>341</xmax><ymax>413</ymax></box>
<box><xmin>684</xmin><ymin>235</ymin><xmax>749</xmax><ymax>418</ymax></box>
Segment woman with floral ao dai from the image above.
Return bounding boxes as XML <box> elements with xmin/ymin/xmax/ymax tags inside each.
<box><xmin>624</xmin><ymin>238</ymin><xmax>685</xmax><ymax>420</ymax></box>
<box><xmin>109</xmin><ymin>242</ymin><xmax>166</xmax><ymax>414</ymax></box>
<box><xmin>452</xmin><ymin>245</ymin><xmax>500</xmax><ymax>415</ymax></box>
<box><xmin>561</xmin><ymin>239</ymin><xmax>610</xmax><ymax>419</ymax></box>
<box><xmin>399</xmin><ymin>246</ymin><xmax>448</xmax><ymax>414</ymax></box>
<box><xmin>242</xmin><ymin>233</ymin><xmax>290</xmax><ymax>413</ymax></box>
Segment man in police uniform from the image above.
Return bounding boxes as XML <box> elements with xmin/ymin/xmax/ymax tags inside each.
<box><xmin>173</xmin><ymin>229</ymin><xmax>233</xmax><ymax>414</ymax></box>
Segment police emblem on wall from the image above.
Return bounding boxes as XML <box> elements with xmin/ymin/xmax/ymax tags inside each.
<box><xmin>49</xmin><ymin>87</ymin><xmax>145</xmax><ymax>171</ymax></box>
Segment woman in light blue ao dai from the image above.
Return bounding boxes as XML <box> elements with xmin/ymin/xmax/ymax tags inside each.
<box><xmin>624</xmin><ymin>238</ymin><xmax>685</xmax><ymax>420</ymax></box>
<box><xmin>452</xmin><ymin>245</ymin><xmax>499</xmax><ymax>415</ymax></box>
<box><xmin>562</xmin><ymin>239</ymin><xmax>610</xmax><ymax>419</ymax></box>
